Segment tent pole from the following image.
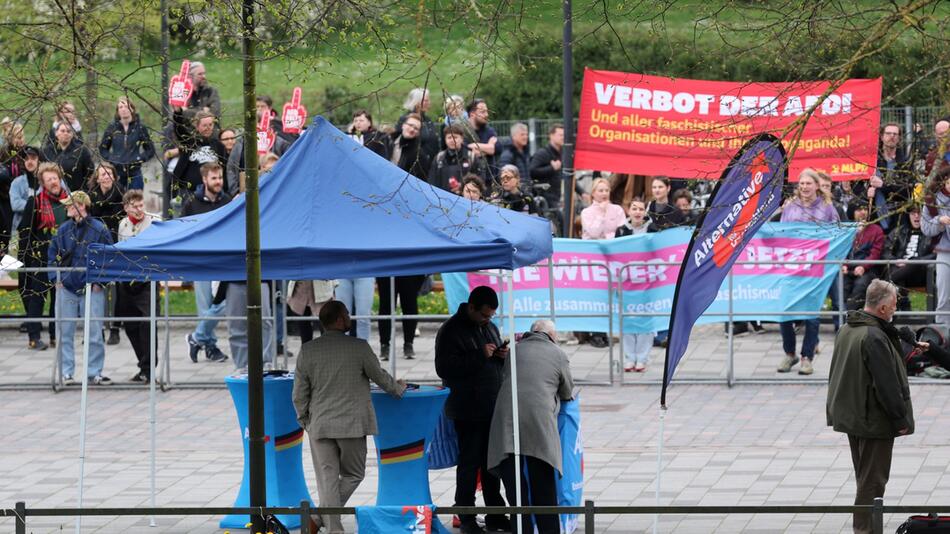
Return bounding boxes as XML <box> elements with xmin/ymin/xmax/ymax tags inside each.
<box><xmin>149</xmin><ymin>281</ymin><xmax>157</xmax><ymax>527</ymax></box>
<box><xmin>389</xmin><ymin>276</ymin><xmax>396</xmax><ymax>375</ymax></box>
<box><xmin>55</xmin><ymin>270</ymin><xmax>63</xmax><ymax>387</ymax></box>
<box><xmin>506</xmin><ymin>272</ymin><xmax>523</xmax><ymax>534</ymax></box>
<box><xmin>281</xmin><ymin>281</ymin><xmax>288</xmax><ymax>370</ymax></box>
<box><xmin>162</xmin><ymin>281</ymin><xmax>171</xmax><ymax>386</ymax></box>
<box><xmin>75</xmin><ymin>283</ymin><xmax>92</xmax><ymax>534</ymax></box>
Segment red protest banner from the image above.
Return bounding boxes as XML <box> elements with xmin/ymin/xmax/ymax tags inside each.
<box><xmin>168</xmin><ymin>60</ymin><xmax>194</xmax><ymax>108</ymax></box>
<box><xmin>281</xmin><ymin>87</ymin><xmax>307</xmax><ymax>134</ymax></box>
<box><xmin>575</xmin><ymin>69</ymin><xmax>882</xmax><ymax>180</ymax></box>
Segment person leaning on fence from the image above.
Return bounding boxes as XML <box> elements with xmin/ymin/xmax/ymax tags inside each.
<box><xmin>292</xmin><ymin>300</ymin><xmax>406</xmax><ymax>534</ymax></box>
<box><xmin>646</xmin><ymin>176</ymin><xmax>685</xmax><ymax>231</ymax></box>
<box><xmin>838</xmin><ymin>201</ymin><xmax>885</xmax><ymax>314</ymax></box>
<box><xmin>487</xmin><ymin>319</ymin><xmax>574</xmax><ymax>534</ymax></box>
<box><xmin>616</xmin><ymin>197</ymin><xmax>658</xmax><ymax>372</ymax></box>
<box><xmin>827</xmin><ymin>279</ymin><xmax>916</xmax><ymax>534</ymax></box>
<box><xmin>116</xmin><ymin>189</ymin><xmax>158</xmax><ymax>383</ymax></box>
<box><xmin>435</xmin><ymin>285</ymin><xmax>509</xmax><ymax>533</ymax></box>
<box><xmin>579</xmin><ymin>178</ymin><xmax>626</xmax><ymax>349</ymax></box>
<box><xmin>920</xmin><ymin>166</ymin><xmax>950</xmax><ymax>335</ymax></box>
<box><xmin>778</xmin><ymin>168</ymin><xmax>840</xmax><ymax>375</ymax></box>
<box><xmin>18</xmin><ymin>162</ymin><xmax>69</xmax><ymax>351</ymax></box>
<box><xmin>48</xmin><ymin>190</ymin><xmax>115</xmax><ymax>386</ymax></box>
<box><xmin>490</xmin><ymin>165</ymin><xmax>535</xmax><ymax>214</ymax></box>
<box><xmin>883</xmin><ymin>205</ymin><xmax>936</xmax><ymax>311</ymax></box>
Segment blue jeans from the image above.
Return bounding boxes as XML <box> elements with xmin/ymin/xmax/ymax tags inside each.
<box><xmin>192</xmin><ymin>281</ymin><xmax>224</xmax><ymax>347</ymax></box>
<box><xmin>779</xmin><ymin>319</ymin><xmax>819</xmax><ymax>359</ymax></box>
<box><xmin>58</xmin><ymin>286</ymin><xmax>106</xmax><ymax>378</ymax></box>
<box><xmin>335</xmin><ymin>278</ymin><xmax>374</xmax><ymax>340</ymax></box>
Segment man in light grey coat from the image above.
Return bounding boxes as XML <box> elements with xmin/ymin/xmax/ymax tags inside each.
<box><xmin>488</xmin><ymin>319</ymin><xmax>574</xmax><ymax>534</ymax></box>
<box><xmin>293</xmin><ymin>300</ymin><xmax>406</xmax><ymax>533</ymax></box>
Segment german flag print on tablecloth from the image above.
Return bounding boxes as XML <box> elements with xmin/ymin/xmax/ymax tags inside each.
<box><xmin>379</xmin><ymin>439</ymin><xmax>425</xmax><ymax>465</ymax></box>
<box><xmin>274</xmin><ymin>428</ymin><xmax>304</xmax><ymax>451</ymax></box>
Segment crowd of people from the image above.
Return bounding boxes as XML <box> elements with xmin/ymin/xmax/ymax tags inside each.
<box><xmin>2</xmin><ymin>58</ymin><xmax>950</xmax><ymax>387</ymax></box>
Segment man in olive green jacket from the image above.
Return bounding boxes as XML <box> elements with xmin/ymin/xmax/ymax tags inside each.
<box><xmin>827</xmin><ymin>279</ymin><xmax>918</xmax><ymax>534</ymax></box>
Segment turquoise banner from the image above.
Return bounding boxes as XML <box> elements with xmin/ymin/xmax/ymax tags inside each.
<box><xmin>443</xmin><ymin>222</ymin><xmax>856</xmax><ymax>334</ymax></box>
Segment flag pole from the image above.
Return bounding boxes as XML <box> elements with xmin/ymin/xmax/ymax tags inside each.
<box><xmin>654</xmin><ymin>404</ymin><xmax>666</xmax><ymax>534</ymax></box>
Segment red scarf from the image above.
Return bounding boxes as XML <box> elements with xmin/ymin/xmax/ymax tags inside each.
<box><xmin>37</xmin><ymin>188</ymin><xmax>66</xmax><ymax>230</ymax></box>
<box><xmin>128</xmin><ymin>214</ymin><xmax>143</xmax><ymax>226</ymax></box>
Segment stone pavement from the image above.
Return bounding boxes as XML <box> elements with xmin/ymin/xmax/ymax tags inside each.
<box><xmin>2</xmin><ymin>320</ymin><xmax>950</xmax><ymax>532</ymax></box>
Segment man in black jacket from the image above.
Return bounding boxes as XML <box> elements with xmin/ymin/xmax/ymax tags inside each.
<box><xmin>497</xmin><ymin>123</ymin><xmax>530</xmax><ymax>187</ymax></box>
<box><xmin>529</xmin><ymin>124</ymin><xmax>564</xmax><ymax>207</ymax></box>
<box><xmin>181</xmin><ymin>162</ymin><xmax>231</xmax><ymax>363</ymax></box>
<box><xmin>827</xmin><ymin>279</ymin><xmax>917</xmax><ymax>534</ymax></box>
<box><xmin>172</xmin><ymin>109</ymin><xmax>228</xmax><ymax>196</ymax></box>
<box><xmin>883</xmin><ymin>206</ymin><xmax>937</xmax><ymax>310</ymax></box>
<box><xmin>428</xmin><ymin>124</ymin><xmax>487</xmax><ymax>192</ymax></box>
<box><xmin>435</xmin><ymin>286</ymin><xmax>509</xmax><ymax>534</ymax></box>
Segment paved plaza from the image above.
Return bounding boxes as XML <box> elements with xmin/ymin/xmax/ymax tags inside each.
<box><xmin>2</xmin><ymin>319</ymin><xmax>950</xmax><ymax>532</ymax></box>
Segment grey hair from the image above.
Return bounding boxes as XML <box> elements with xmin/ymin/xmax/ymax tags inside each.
<box><xmin>403</xmin><ymin>88</ymin><xmax>429</xmax><ymax>112</ymax></box>
<box><xmin>531</xmin><ymin>319</ymin><xmax>557</xmax><ymax>340</ymax></box>
<box><xmin>190</xmin><ymin>61</ymin><xmax>205</xmax><ymax>71</ymax></box>
<box><xmin>500</xmin><ymin>164</ymin><xmax>520</xmax><ymax>179</ymax></box>
<box><xmin>865</xmin><ymin>279</ymin><xmax>898</xmax><ymax>309</ymax></box>
<box><xmin>510</xmin><ymin>122</ymin><xmax>528</xmax><ymax>135</ymax></box>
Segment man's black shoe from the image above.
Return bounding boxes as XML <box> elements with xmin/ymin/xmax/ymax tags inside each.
<box><xmin>186</xmin><ymin>333</ymin><xmax>201</xmax><ymax>363</ymax></box>
<box><xmin>484</xmin><ymin>515</ymin><xmax>510</xmax><ymax>532</ymax></box>
<box><xmin>206</xmin><ymin>345</ymin><xmax>229</xmax><ymax>362</ymax></box>
<box><xmin>459</xmin><ymin>521</ymin><xmax>486</xmax><ymax>534</ymax></box>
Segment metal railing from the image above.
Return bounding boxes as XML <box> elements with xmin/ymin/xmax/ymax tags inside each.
<box><xmin>1</xmin><ymin>256</ymin><xmax>947</xmax><ymax>389</ymax></box>
<box><xmin>1</xmin><ymin>498</ymin><xmax>934</xmax><ymax>534</ymax></box>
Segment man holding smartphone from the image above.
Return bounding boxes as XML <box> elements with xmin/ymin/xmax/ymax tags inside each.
<box><xmin>435</xmin><ymin>286</ymin><xmax>509</xmax><ymax>534</ymax></box>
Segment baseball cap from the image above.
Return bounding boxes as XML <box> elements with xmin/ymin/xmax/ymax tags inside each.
<box><xmin>61</xmin><ymin>191</ymin><xmax>92</xmax><ymax>207</ymax></box>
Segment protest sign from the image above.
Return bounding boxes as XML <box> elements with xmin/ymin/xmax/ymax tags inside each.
<box><xmin>575</xmin><ymin>69</ymin><xmax>881</xmax><ymax>180</ymax></box>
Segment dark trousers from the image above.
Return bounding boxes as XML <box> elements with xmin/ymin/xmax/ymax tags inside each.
<box><xmin>376</xmin><ymin>275</ymin><xmax>425</xmax><ymax>347</ymax></box>
<box><xmin>287</xmin><ymin>305</ymin><xmax>320</xmax><ymax>344</ymax></box>
<box><xmin>20</xmin><ymin>272</ymin><xmax>54</xmax><ymax>342</ymax></box>
<box><xmin>890</xmin><ymin>265</ymin><xmax>928</xmax><ymax>310</ymax></box>
<box><xmin>843</xmin><ymin>272</ymin><xmax>878</xmax><ymax>311</ymax></box>
<box><xmin>848</xmin><ymin>435</ymin><xmax>893</xmax><ymax>534</ymax></box>
<box><xmin>499</xmin><ymin>455</ymin><xmax>560</xmax><ymax>534</ymax></box>
<box><xmin>453</xmin><ymin>419</ymin><xmax>506</xmax><ymax>526</ymax></box>
<box><xmin>117</xmin><ymin>283</ymin><xmax>157</xmax><ymax>377</ymax></box>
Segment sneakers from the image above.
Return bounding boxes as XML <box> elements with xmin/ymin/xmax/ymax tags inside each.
<box><xmin>751</xmin><ymin>322</ymin><xmax>765</xmax><ymax>334</ymax></box>
<box><xmin>799</xmin><ymin>358</ymin><xmax>815</xmax><ymax>375</ymax></box>
<box><xmin>63</xmin><ymin>374</ymin><xmax>76</xmax><ymax>386</ymax></box>
<box><xmin>91</xmin><ymin>375</ymin><xmax>113</xmax><ymax>386</ymax></box>
<box><xmin>380</xmin><ymin>344</ymin><xmax>390</xmax><ymax>361</ymax></box>
<box><xmin>589</xmin><ymin>334</ymin><xmax>609</xmax><ymax>348</ymax></box>
<box><xmin>777</xmin><ymin>354</ymin><xmax>799</xmax><ymax>373</ymax></box>
<box><xmin>49</xmin><ymin>338</ymin><xmax>56</xmax><ymax>348</ymax></box>
<box><xmin>28</xmin><ymin>339</ymin><xmax>49</xmax><ymax>351</ymax></box>
<box><xmin>106</xmin><ymin>328</ymin><xmax>121</xmax><ymax>345</ymax></box>
<box><xmin>403</xmin><ymin>344</ymin><xmax>415</xmax><ymax>359</ymax></box>
<box><xmin>206</xmin><ymin>345</ymin><xmax>229</xmax><ymax>362</ymax></box>
<box><xmin>130</xmin><ymin>372</ymin><xmax>148</xmax><ymax>383</ymax></box>
<box><xmin>186</xmin><ymin>333</ymin><xmax>201</xmax><ymax>363</ymax></box>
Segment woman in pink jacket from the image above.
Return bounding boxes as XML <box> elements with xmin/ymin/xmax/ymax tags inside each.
<box><xmin>581</xmin><ymin>178</ymin><xmax>627</xmax><ymax>239</ymax></box>
<box><xmin>579</xmin><ymin>178</ymin><xmax>626</xmax><ymax>347</ymax></box>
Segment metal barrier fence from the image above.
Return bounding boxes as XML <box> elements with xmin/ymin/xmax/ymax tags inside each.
<box><xmin>1</xmin><ymin>256</ymin><xmax>946</xmax><ymax>389</ymax></box>
<box><xmin>1</xmin><ymin>498</ymin><xmax>933</xmax><ymax>534</ymax></box>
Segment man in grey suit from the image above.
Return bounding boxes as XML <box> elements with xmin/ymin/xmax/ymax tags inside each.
<box><xmin>293</xmin><ymin>300</ymin><xmax>406</xmax><ymax>533</ymax></box>
<box><xmin>488</xmin><ymin>319</ymin><xmax>574</xmax><ymax>534</ymax></box>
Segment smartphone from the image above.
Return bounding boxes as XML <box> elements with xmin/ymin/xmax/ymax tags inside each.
<box><xmin>499</xmin><ymin>339</ymin><xmax>510</xmax><ymax>349</ymax></box>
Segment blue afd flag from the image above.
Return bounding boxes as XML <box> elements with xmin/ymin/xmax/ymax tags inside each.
<box><xmin>662</xmin><ymin>134</ymin><xmax>787</xmax><ymax>407</ymax></box>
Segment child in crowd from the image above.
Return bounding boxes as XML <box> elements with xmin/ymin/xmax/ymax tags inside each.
<box><xmin>615</xmin><ymin>197</ymin><xmax>656</xmax><ymax>372</ymax></box>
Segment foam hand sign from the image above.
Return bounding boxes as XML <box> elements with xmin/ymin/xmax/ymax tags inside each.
<box><xmin>257</xmin><ymin>111</ymin><xmax>275</xmax><ymax>155</ymax></box>
<box><xmin>168</xmin><ymin>60</ymin><xmax>194</xmax><ymax>108</ymax></box>
<box><xmin>281</xmin><ymin>87</ymin><xmax>307</xmax><ymax>134</ymax></box>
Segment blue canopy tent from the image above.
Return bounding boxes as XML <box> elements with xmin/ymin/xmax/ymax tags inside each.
<box><xmin>78</xmin><ymin>117</ymin><xmax>552</xmax><ymax>531</ymax></box>
<box><xmin>87</xmin><ymin>117</ymin><xmax>552</xmax><ymax>281</ymax></box>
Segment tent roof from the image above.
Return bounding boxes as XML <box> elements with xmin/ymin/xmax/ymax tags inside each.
<box><xmin>88</xmin><ymin>117</ymin><xmax>553</xmax><ymax>282</ymax></box>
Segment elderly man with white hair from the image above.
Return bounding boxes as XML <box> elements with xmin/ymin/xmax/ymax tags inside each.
<box><xmin>487</xmin><ymin>319</ymin><xmax>574</xmax><ymax>534</ymax></box>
